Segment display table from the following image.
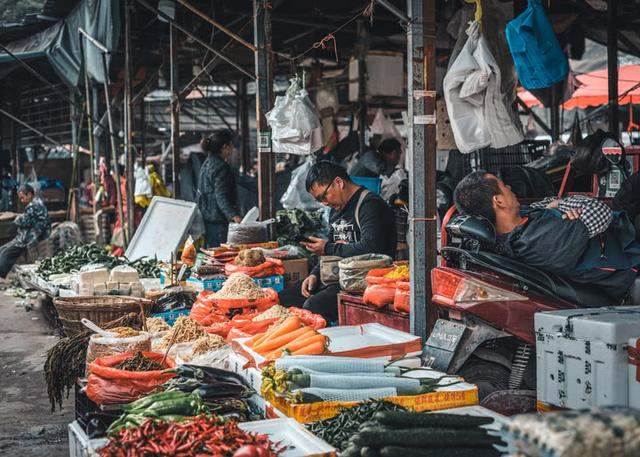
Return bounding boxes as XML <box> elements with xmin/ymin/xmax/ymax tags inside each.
<box><xmin>337</xmin><ymin>292</ymin><xmax>409</xmax><ymax>332</ymax></box>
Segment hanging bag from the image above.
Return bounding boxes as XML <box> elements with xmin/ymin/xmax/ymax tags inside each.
<box><xmin>505</xmin><ymin>0</ymin><xmax>569</xmax><ymax>90</ymax></box>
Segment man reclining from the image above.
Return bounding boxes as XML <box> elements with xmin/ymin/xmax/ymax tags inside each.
<box><xmin>453</xmin><ymin>171</ymin><xmax>640</xmax><ymax>305</ymax></box>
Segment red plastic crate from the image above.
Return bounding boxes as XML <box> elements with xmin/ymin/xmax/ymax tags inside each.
<box><xmin>337</xmin><ymin>292</ymin><xmax>409</xmax><ymax>333</ymax></box>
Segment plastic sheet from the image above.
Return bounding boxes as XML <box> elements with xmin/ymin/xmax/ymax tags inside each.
<box><xmin>86</xmin><ymin>352</ymin><xmax>176</xmax><ymax>405</ymax></box>
<box><xmin>393</xmin><ymin>281</ymin><xmax>410</xmax><ymax>313</ymax></box>
<box><xmin>280</xmin><ymin>160</ymin><xmax>323</xmax><ymax>211</ymax></box>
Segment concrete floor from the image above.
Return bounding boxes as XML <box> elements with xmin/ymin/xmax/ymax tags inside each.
<box><xmin>0</xmin><ymin>291</ymin><xmax>73</xmax><ymax>457</ymax></box>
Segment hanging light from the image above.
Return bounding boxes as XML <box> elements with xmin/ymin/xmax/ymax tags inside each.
<box><xmin>158</xmin><ymin>0</ymin><xmax>175</xmax><ymax>23</ymax></box>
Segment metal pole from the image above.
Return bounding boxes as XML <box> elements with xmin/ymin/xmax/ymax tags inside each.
<box><xmin>376</xmin><ymin>0</ymin><xmax>411</xmax><ymax>22</ymax></box>
<box><xmin>81</xmin><ymin>37</ymin><xmax>96</xmax><ymax>186</ymax></box>
<box><xmin>140</xmin><ymin>98</ymin><xmax>146</xmax><ymax>162</ymax></box>
<box><xmin>356</xmin><ymin>19</ymin><xmax>368</xmax><ymax>155</ymax></box>
<box><xmin>407</xmin><ymin>0</ymin><xmax>437</xmax><ymax>341</ymax></box>
<box><xmin>92</xmin><ymin>85</ymin><xmax>101</xmax><ymax>170</ymax></box>
<box><xmin>607</xmin><ymin>0</ymin><xmax>619</xmax><ymax>136</ymax></box>
<box><xmin>175</xmin><ymin>0</ymin><xmax>256</xmax><ymax>51</ymax></box>
<box><xmin>550</xmin><ymin>85</ymin><xmax>560</xmax><ymax>141</ymax></box>
<box><xmin>10</xmin><ymin>92</ymin><xmax>21</xmax><ymax>201</ymax></box>
<box><xmin>254</xmin><ymin>0</ymin><xmax>275</xmax><ymax>220</ymax></box>
<box><xmin>124</xmin><ymin>0</ymin><xmax>135</xmax><ymax>240</ymax></box>
<box><xmin>100</xmin><ymin>52</ymin><xmax>127</xmax><ymax>246</ymax></box>
<box><xmin>170</xmin><ymin>24</ymin><xmax>181</xmax><ymax>199</ymax></box>
<box><xmin>239</xmin><ymin>78</ymin><xmax>251</xmax><ymax>174</ymax></box>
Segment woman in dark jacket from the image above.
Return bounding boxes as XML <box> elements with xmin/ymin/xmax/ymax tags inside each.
<box><xmin>198</xmin><ymin>129</ymin><xmax>242</xmax><ymax>246</ymax></box>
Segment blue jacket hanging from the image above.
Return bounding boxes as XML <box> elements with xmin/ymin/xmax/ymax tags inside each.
<box><xmin>505</xmin><ymin>0</ymin><xmax>569</xmax><ymax>90</ymax></box>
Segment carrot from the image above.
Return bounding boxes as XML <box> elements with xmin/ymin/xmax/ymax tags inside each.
<box><xmin>264</xmin><ymin>329</ymin><xmax>318</xmax><ymax>359</ymax></box>
<box><xmin>247</xmin><ymin>331</ymin><xmax>267</xmax><ymax>347</ymax></box>
<box><xmin>254</xmin><ymin>326</ymin><xmax>311</xmax><ymax>355</ymax></box>
<box><xmin>263</xmin><ymin>316</ymin><xmax>301</xmax><ymax>341</ymax></box>
<box><xmin>278</xmin><ymin>332</ymin><xmax>325</xmax><ymax>355</ymax></box>
<box><xmin>291</xmin><ymin>340</ymin><xmax>327</xmax><ymax>356</ymax></box>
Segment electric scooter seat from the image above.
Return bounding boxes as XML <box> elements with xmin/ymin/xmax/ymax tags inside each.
<box><xmin>444</xmin><ymin>215</ymin><xmax>620</xmax><ymax>308</ymax></box>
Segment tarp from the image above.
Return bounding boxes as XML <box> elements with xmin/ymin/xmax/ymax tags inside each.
<box><xmin>0</xmin><ymin>0</ymin><xmax>120</xmax><ymax>86</ymax></box>
<box><xmin>519</xmin><ymin>65</ymin><xmax>640</xmax><ymax>109</ymax></box>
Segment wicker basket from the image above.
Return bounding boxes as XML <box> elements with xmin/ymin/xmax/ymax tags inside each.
<box><xmin>54</xmin><ymin>296</ymin><xmax>152</xmax><ymax>336</ymax></box>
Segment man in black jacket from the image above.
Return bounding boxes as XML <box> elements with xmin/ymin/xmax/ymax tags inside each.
<box><xmin>299</xmin><ymin>161</ymin><xmax>396</xmax><ymax>321</ymax></box>
<box><xmin>453</xmin><ymin>171</ymin><xmax>640</xmax><ymax>305</ymax></box>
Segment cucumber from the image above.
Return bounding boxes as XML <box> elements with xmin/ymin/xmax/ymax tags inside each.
<box><xmin>352</xmin><ymin>428</ymin><xmax>502</xmax><ymax>448</ymax></box>
<box><xmin>360</xmin><ymin>447</ymin><xmax>379</xmax><ymax>457</ymax></box>
<box><xmin>379</xmin><ymin>447</ymin><xmax>501</xmax><ymax>457</ymax></box>
<box><xmin>374</xmin><ymin>411</ymin><xmax>494</xmax><ymax>428</ymax></box>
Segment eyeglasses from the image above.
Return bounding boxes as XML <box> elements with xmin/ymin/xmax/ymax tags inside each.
<box><xmin>314</xmin><ymin>179</ymin><xmax>335</xmax><ymax>203</ymax></box>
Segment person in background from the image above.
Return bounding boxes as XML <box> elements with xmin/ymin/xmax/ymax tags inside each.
<box><xmin>300</xmin><ymin>161</ymin><xmax>396</xmax><ymax>322</ymax></box>
<box><xmin>453</xmin><ymin>171</ymin><xmax>640</xmax><ymax>305</ymax></box>
<box><xmin>350</xmin><ymin>138</ymin><xmax>403</xmax><ymax>178</ymax></box>
<box><xmin>0</xmin><ymin>184</ymin><xmax>51</xmax><ymax>281</ymax></box>
<box><xmin>198</xmin><ymin>129</ymin><xmax>242</xmax><ymax>247</ymax></box>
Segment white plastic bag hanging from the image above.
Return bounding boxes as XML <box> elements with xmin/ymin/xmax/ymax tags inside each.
<box><xmin>267</xmin><ymin>76</ymin><xmax>322</xmax><ymax>156</ymax></box>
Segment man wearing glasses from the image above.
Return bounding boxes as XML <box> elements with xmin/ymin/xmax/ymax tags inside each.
<box><xmin>299</xmin><ymin>161</ymin><xmax>396</xmax><ymax>322</ymax></box>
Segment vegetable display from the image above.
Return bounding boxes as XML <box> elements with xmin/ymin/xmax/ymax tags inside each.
<box><xmin>158</xmin><ymin>316</ymin><xmax>204</xmax><ymax>349</ymax></box>
<box><xmin>44</xmin><ymin>312</ymin><xmax>143</xmax><ymax>411</ymax></box>
<box><xmin>341</xmin><ymin>410</ymin><xmax>503</xmax><ymax>457</ymax></box>
<box><xmin>307</xmin><ymin>401</ymin><xmax>407</xmax><ymax>451</ymax></box>
<box><xmin>100</xmin><ymin>415</ymin><xmax>281</xmax><ymax>456</ymax></box>
<box><xmin>248</xmin><ymin>316</ymin><xmax>328</xmax><ymax>360</ymax></box>
<box><xmin>114</xmin><ymin>351</ymin><xmax>165</xmax><ymax>372</ymax></box>
<box><xmin>262</xmin><ymin>355</ymin><xmax>459</xmax><ymax>404</ymax></box>
<box><xmin>107</xmin><ymin>391</ymin><xmax>207</xmax><ymax>434</ymax></box>
<box><xmin>36</xmin><ymin>243</ymin><xmax>160</xmax><ymax>278</ymax></box>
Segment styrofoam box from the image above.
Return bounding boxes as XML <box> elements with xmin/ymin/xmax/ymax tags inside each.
<box><xmin>536</xmin><ymin>306</ymin><xmax>640</xmax><ymax>409</ymax></box>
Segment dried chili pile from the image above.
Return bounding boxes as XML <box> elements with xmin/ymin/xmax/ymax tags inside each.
<box><xmin>99</xmin><ymin>415</ymin><xmax>280</xmax><ymax>456</ymax></box>
<box><xmin>114</xmin><ymin>352</ymin><xmax>164</xmax><ymax>372</ymax></box>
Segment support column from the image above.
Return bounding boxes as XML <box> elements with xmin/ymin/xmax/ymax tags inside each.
<box><xmin>356</xmin><ymin>19</ymin><xmax>369</xmax><ymax>155</ymax></box>
<box><xmin>11</xmin><ymin>91</ymin><xmax>21</xmax><ymax>209</ymax></box>
<box><xmin>124</xmin><ymin>0</ymin><xmax>135</xmax><ymax>238</ymax></box>
<box><xmin>253</xmin><ymin>0</ymin><xmax>275</xmax><ymax>220</ymax></box>
<box><xmin>170</xmin><ymin>23</ymin><xmax>181</xmax><ymax>198</ymax></box>
<box><xmin>407</xmin><ymin>0</ymin><xmax>437</xmax><ymax>341</ymax></box>
<box><xmin>607</xmin><ymin>0</ymin><xmax>619</xmax><ymax>136</ymax></box>
<box><xmin>92</xmin><ymin>85</ymin><xmax>101</xmax><ymax>170</ymax></box>
<box><xmin>238</xmin><ymin>78</ymin><xmax>251</xmax><ymax>174</ymax></box>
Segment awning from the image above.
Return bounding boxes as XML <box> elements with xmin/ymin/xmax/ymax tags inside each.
<box><xmin>0</xmin><ymin>0</ymin><xmax>120</xmax><ymax>86</ymax></box>
<box><xmin>519</xmin><ymin>64</ymin><xmax>640</xmax><ymax>109</ymax></box>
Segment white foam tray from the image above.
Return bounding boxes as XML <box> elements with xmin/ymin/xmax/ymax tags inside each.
<box><xmin>239</xmin><ymin>418</ymin><xmax>335</xmax><ymax>457</ymax></box>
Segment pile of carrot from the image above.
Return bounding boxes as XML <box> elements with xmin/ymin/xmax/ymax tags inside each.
<box><xmin>247</xmin><ymin>316</ymin><xmax>328</xmax><ymax>360</ymax></box>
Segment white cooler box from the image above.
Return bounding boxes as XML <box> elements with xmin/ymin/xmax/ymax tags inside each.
<box><xmin>536</xmin><ymin>306</ymin><xmax>640</xmax><ymax>409</ymax></box>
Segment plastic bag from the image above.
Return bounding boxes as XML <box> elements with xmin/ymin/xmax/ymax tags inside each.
<box><xmin>181</xmin><ymin>235</ymin><xmax>197</xmax><ymax>266</ymax></box>
<box><xmin>338</xmin><ymin>254</ymin><xmax>394</xmax><ymax>294</ymax></box>
<box><xmin>86</xmin><ymin>333</ymin><xmax>152</xmax><ymax>367</ymax></box>
<box><xmin>227</xmin><ymin>222</ymin><xmax>269</xmax><ymax>245</ymax></box>
<box><xmin>280</xmin><ymin>160</ymin><xmax>323</xmax><ymax>210</ymax></box>
<box><xmin>86</xmin><ymin>352</ymin><xmax>176</xmax><ymax>405</ymax></box>
<box><xmin>394</xmin><ymin>281</ymin><xmax>410</xmax><ymax>313</ymax></box>
<box><xmin>267</xmin><ymin>77</ymin><xmax>323</xmax><ymax>156</ymax></box>
<box><xmin>189</xmin><ymin>291</ymin><xmax>229</xmax><ymax>326</ymax></box>
<box><xmin>225</xmin><ymin>258</ymin><xmax>285</xmax><ymax>278</ymax></box>
<box><xmin>320</xmin><ymin>256</ymin><xmax>342</xmax><ymax>285</ymax></box>
<box><xmin>214</xmin><ymin>287</ymin><xmax>280</xmax><ymax>314</ymax></box>
<box><xmin>371</xmin><ymin>109</ymin><xmax>403</xmax><ymax>144</ymax></box>
<box><xmin>363</xmin><ymin>268</ymin><xmax>404</xmax><ymax>309</ymax></box>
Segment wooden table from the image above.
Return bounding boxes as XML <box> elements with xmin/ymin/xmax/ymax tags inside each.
<box><xmin>337</xmin><ymin>292</ymin><xmax>410</xmax><ymax>332</ymax></box>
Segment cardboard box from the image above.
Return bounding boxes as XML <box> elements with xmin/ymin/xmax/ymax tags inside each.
<box><xmin>282</xmin><ymin>258</ymin><xmax>309</xmax><ymax>284</ymax></box>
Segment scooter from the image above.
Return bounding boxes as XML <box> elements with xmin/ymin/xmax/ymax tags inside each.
<box><xmin>425</xmin><ymin>207</ymin><xmax>640</xmax><ymax>415</ymax></box>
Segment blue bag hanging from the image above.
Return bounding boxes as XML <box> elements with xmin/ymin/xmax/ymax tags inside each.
<box><xmin>506</xmin><ymin>0</ymin><xmax>569</xmax><ymax>90</ymax></box>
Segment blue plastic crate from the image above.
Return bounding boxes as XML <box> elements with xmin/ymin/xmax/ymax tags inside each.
<box><xmin>152</xmin><ymin>309</ymin><xmax>190</xmax><ymax>326</ymax></box>
<box><xmin>351</xmin><ymin>176</ymin><xmax>382</xmax><ymax>195</ymax></box>
<box><xmin>186</xmin><ymin>274</ymin><xmax>284</xmax><ymax>293</ymax></box>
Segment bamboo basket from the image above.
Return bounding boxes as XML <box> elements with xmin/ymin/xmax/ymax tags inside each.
<box><xmin>54</xmin><ymin>296</ymin><xmax>152</xmax><ymax>336</ymax></box>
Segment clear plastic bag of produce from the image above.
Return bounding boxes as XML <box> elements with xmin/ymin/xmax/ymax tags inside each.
<box><xmin>338</xmin><ymin>254</ymin><xmax>393</xmax><ymax>294</ymax></box>
<box><xmin>86</xmin><ymin>351</ymin><xmax>176</xmax><ymax>405</ymax></box>
<box><xmin>86</xmin><ymin>332</ymin><xmax>152</xmax><ymax>367</ymax></box>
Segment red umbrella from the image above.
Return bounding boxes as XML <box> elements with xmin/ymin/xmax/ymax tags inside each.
<box><xmin>519</xmin><ymin>65</ymin><xmax>640</xmax><ymax>109</ymax></box>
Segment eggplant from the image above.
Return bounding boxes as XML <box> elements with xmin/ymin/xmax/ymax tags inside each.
<box><xmin>178</xmin><ymin>365</ymin><xmax>248</xmax><ymax>387</ymax></box>
<box><xmin>192</xmin><ymin>383</ymin><xmax>249</xmax><ymax>400</ymax></box>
